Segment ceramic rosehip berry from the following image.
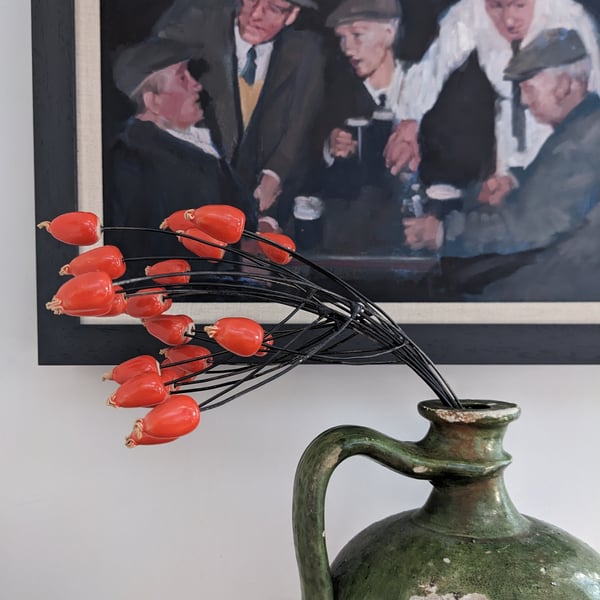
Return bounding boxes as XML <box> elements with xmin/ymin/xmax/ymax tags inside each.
<box><xmin>255</xmin><ymin>333</ymin><xmax>274</xmax><ymax>357</ymax></box>
<box><xmin>177</xmin><ymin>228</ymin><xmax>226</xmax><ymax>262</ymax></box>
<box><xmin>145</xmin><ymin>259</ymin><xmax>191</xmax><ymax>285</ymax></box>
<box><xmin>103</xmin><ymin>285</ymin><xmax>127</xmax><ymax>317</ymax></box>
<box><xmin>143</xmin><ymin>314</ymin><xmax>195</xmax><ymax>346</ymax></box>
<box><xmin>185</xmin><ymin>205</ymin><xmax>246</xmax><ymax>244</ymax></box>
<box><xmin>102</xmin><ymin>354</ymin><xmax>160</xmax><ymax>384</ymax></box>
<box><xmin>160</xmin><ymin>358</ymin><xmax>198</xmax><ymax>378</ymax></box>
<box><xmin>125</xmin><ymin>287</ymin><xmax>172</xmax><ymax>318</ymax></box>
<box><xmin>37</xmin><ymin>211</ymin><xmax>101</xmax><ymax>245</ymax></box>
<box><xmin>107</xmin><ymin>372</ymin><xmax>170</xmax><ymax>408</ymax></box>
<box><xmin>129</xmin><ymin>394</ymin><xmax>200</xmax><ymax>440</ymax></box>
<box><xmin>160</xmin><ymin>345</ymin><xmax>213</xmax><ymax>374</ymax></box>
<box><xmin>59</xmin><ymin>245</ymin><xmax>126</xmax><ymax>279</ymax></box>
<box><xmin>159</xmin><ymin>366</ymin><xmax>187</xmax><ymax>391</ymax></box>
<box><xmin>204</xmin><ymin>317</ymin><xmax>264</xmax><ymax>357</ymax></box>
<box><xmin>160</xmin><ymin>209</ymin><xmax>191</xmax><ymax>232</ymax></box>
<box><xmin>46</xmin><ymin>271</ymin><xmax>115</xmax><ymax>316</ymax></box>
<box><xmin>257</xmin><ymin>233</ymin><xmax>296</xmax><ymax>265</ymax></box>
<box><xmin>125</xmin><ymin>431</ymin><xmax>179</xmax><ymax>447</ymax></box>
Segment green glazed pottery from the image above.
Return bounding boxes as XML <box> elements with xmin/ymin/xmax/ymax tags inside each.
<box><xmin>293</xmin><ymin>400</ymin><xmax>600</xmax><ymax>599</ymax></box>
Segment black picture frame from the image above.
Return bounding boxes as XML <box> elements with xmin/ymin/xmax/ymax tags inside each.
<box><xmin>32</xmin><ymin>0</ymin><xmax>600</xmax><ymax>365</ymax></box>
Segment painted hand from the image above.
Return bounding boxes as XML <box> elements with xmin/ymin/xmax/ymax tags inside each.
<box><xmin>254</xmin><ymin>172</ymin><xmax>282</xmax><ymax>213</ymax></box>
<box><xmin>384</xmin><ymin>119</ymin><xmax>420</xmax><ymax>175</ymax></box>
<box><xmin>478</xmin><ymin>174</ymin><xmax>514</xmax><ymax>206</ymax></box>
<box><xmin>329</xmin><ymin>128</ymin><xmax>358</xmax><ymax>158</ymax></box>
<box><xmin>403</xmin><ymin>215</ymin><xmax>442</xmax><ymax>251</ymax></box>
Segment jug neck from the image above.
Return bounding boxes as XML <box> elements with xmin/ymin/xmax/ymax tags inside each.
<box><xmin>418</xmin><ymin>400</ymin><xmax>519</xmax><ymax>462</ymax></box>
<box><xmin>413</xmin><ymin>400</ymin><xmax>530</xmax><ymax>537</ymax></box>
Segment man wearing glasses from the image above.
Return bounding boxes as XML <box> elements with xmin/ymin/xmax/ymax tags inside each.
<box><xmin>153</xmin><ymin>0</ymin><xmax>324</xmax><ymax>229</ymax></box>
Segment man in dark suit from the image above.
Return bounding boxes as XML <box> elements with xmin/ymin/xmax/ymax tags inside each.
<box><xmin>105</xmin><ymin>37</ymin><xmax>257</xmax><ymax>267</ymax></box>
<box><xmin>153</xmin><ymin>0</ymin><xmax>325</xmax><ymax>229</ymax></box>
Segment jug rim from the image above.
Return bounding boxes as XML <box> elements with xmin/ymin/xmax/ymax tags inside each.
<box><xmin>418</xmin><ymin>399</ymin><xmax>520</xmax><ymax>425</ymax></box>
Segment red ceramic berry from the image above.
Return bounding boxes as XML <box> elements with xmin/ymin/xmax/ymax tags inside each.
<box><xmin>130</xmin><ymin>394</ymin><xmax>201</xmax><ymax>439</ymax></box>
<box><xmin>59</xmin><ymin>245</ymin><xmax>126</xmax><ymax>279</ymax></box>
<box><xmin>104</xmin><ymin>285</ymin><xmax>127</xmax><ymax>317</ymax></box>
<box><xmin>143</xmin><ymin>314</ymin><xmax>195</xmax><ymax>346</ymax></box>
<box><xmin>125</xmin><ymin>287</ymin><xmax>172</xmax><ymax>318</ymax></box>
<box><xmin>204</xmin><ymin>317</ymin><xmax>264</xmax><ymax>357</ymax></box>
<box><xmin>160</xmin><ymin>345</ymin><xmax>213</xmax><ymax>374</ymax></box>
<box><xmin>37</xmin><ymin>211</ymin><xmax>101</xmax><ymax>245</ymax></box>
<box><xmin>177</xmin><ymin>228</ymin><xmax>226</xmax><ymax>262</ymax></box>
<box><xmin>102</xmin><ymin>354</ymin><xmax>160</xmax><ymax>384</ymax></box>
<box><xmin>159</xmin><ymin>366</ymin><xmax>186</xmax><ymax>391</ymax></box>
<box><xmin>145</xmin><ymin>259</ymin><xmax>191</xmax><ymax>285</ymax></box>
<box><xmin>185</xmin><ymin>205</ymin><xmax>246</xmax><ymax>244</ymax></box>
<box><xmin>255</xmin><ymin>333</ymin><xmax>274</xmax><ymax>357</ymax></box>
<box><xmin>160</xmin><ymin>362</ymin><xmax>198</xmax><ymax>387</ymax></box>
<box><xmin>107</xmin><ymin>372</ymin><xmax>170</xmax><ymax>408</ymax></box>
<box><xmin>257</xmin><ymin>233</ymin><xmax>296</xmax><ymax>265</ymax></box>
<box><xmin>46</xmin><ymin>271</ymin><xmax>115</xmax><ymax>316</ymax></box>
<box><xmin>125</xmin><ymin>431</ymin><xmax>179</xmax><ymax>447</ymax></box>
<box><xmin>160</xmin><ymin>209</ymin><xmax>191</xmax><ymax>232</ymax></box>
<box><xmin>125</xmin><ymin>430</ymin><xmax>178</xmax><ymax>448</ymax></box>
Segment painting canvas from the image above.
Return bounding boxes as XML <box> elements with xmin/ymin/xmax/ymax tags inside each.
<box><xmin>32</xmin><ymin>0</ymin><xmax>600</xmax><ymax>364</ymax></box>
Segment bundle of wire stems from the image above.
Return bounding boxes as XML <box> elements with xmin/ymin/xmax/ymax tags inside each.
<box><xmin>104</xmin><ymin>225</ymin><xmax>461</xmax><ymax>410</ymax></box>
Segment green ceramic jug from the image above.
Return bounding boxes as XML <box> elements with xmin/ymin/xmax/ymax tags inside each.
<box><xmin>293</xmin><ymin>400</ymin><xmax>600</xmax><ymax>599</ymax></box>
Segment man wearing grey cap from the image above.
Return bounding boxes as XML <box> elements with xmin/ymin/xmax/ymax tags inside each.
<box><xmin>152</xmin><ymin>0</ymin><xmax>324</xmax><ymax>229</ymax></box>
<box><xmin>105</xmin><ymin>37</ymin><xmax>257</xmax><ymax>266</ymax></box>
<box><xmin>385</xmin><ymin>0</ymin><xmax>600</xmax><ymax>207</ymax></box>
<box><xmin>320</xmin><ymin>0</ymin><xmax>403</xmax><ymax>168</ymax></box>
<box><xmin>403</xmin><ymin>28</ymin><xmax>600</xmax><ymax>299</ymax></box>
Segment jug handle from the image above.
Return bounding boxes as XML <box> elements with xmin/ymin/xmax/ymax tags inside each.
<box><xmin>292</xmin><ymin>424</ymin><xmax>485</xmax><ymax>600</ymax></box>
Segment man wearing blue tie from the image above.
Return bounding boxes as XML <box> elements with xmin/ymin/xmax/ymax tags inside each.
<box><xmin>153</xmin><ymin>0</ymin><xmax>325</xmax><ymax>229</ymax></box>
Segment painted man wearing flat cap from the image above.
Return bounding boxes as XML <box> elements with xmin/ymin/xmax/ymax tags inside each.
<box><xmin>318</xmin><ymin>0</ymin><xmax>405</xmax><ymax>199</ymax></box>
<box><xmin>152</xmin><ymin>0</ymin><xmax>325</xmax><ymax>230</ymax></box>
<box><xmin>105</xmin><ymin>37</ymin><xmax>257</xmax><ymax>268</ymax></box>
<box><xmin>385</xmin><ymin>0</ymin><xmax>600</xmax><ymax>208</ymax></box>
<box><xmin>403</xmin><ymin>28</ymin><xmax>600</xmax><ymax>301</ymax></box>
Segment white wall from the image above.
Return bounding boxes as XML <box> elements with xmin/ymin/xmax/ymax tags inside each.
<box><xmin>2</xmin><ymin>3</ymin><xmax>599</xmax><ymax>600</ymax></box>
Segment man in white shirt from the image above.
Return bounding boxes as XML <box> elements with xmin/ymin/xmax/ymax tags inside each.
<box><xmin>384</xmin><ymin>0</ymin><xmax>600</xmax><ymax>205</ymax></box>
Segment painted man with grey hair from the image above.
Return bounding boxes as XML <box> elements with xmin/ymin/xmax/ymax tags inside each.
<box><xmin>403</xmin><ymin>28</ymin><xmax>600</xmax><ymax>300</ymax></box>
<box><xmin>105</xmin><ymin>37</ymin><xmax>257</xmax><ymax>266</ymax></box>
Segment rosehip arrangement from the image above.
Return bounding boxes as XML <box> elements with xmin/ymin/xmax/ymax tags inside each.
<box><xmin>38</xmin><ymin>205</ymin><xmax>460</xmax><ymax>447</ymax></box>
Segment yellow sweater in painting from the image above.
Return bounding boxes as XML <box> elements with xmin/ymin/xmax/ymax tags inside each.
<box><xmin>238</xmin><ymin>77</ymin><xmax>264</xmax><ymax>129</ymax></box>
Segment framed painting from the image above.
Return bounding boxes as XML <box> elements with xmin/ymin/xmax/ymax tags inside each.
<box><xmin>33</xmin><ymin>0</ymin><xmax>600</xmax><ymax>365</ymax></box>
